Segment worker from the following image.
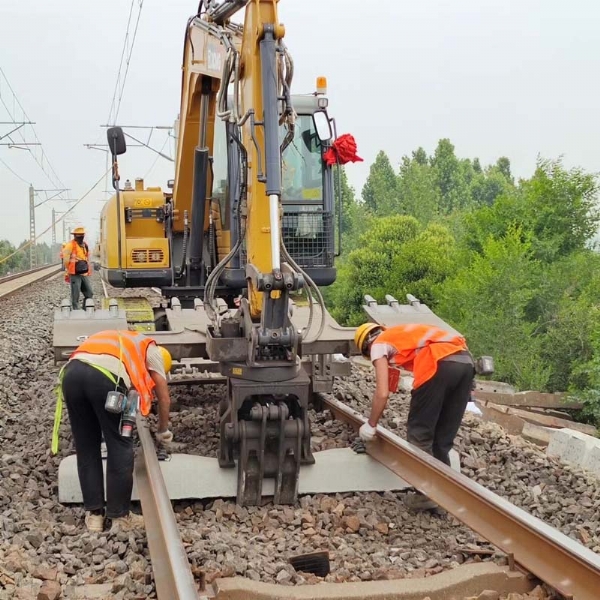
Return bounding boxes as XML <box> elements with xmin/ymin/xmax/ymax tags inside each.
<box><xmin>354</xmin><ymin>323</ymin><xmax>475</xmax><ymax>510</ymax></box>
<box><xmin>62</xmin><ymin>227</ymin><xmax>94</xmax><ymax>310</ymax></box>
<box><xmin>53</xmin><ymin>330</ymin><xmax>174</xmax><ymax>533</ymax></box>
<box><xmin>59</xmin><ymin>242</ymin><xmax>68</xmax><ymax>271</ymax></box>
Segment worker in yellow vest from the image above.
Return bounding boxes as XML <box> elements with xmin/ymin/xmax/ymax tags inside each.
<box><xmin>62</xmin><ymin>227</ymin><xmax>93</xmax><ymax>309</ymax></box>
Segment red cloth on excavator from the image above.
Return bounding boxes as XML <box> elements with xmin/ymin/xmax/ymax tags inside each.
<box><xmin>323</xmin><ymin>134</ymin><xmax>363</xmax><ymax>166</ymax></box>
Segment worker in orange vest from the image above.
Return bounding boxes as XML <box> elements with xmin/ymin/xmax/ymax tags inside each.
<box><xmin>62</xmin><ymin>227</ymin><xmax>94</xmax><ymax>309</ymax></box>
<box><xmin>53</xmin><ymin>330</ymin><xmax>174</xmax><ymax>533</ymax></box>
<box><xmin>58</xmin><ymin>242</ymin><xmax>68</xmax><ymax>272</ymax></box>
<box><xmin>354</xmin><ymin>323</ymin><xmax>475</xmax><ymax>510</ymax></box>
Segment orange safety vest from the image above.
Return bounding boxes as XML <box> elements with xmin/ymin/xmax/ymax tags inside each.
<box><xmin>71</xmin><ymin>330</ymin><xmax>157</xmax><ymax>416</ymax></box>
<box><xmin>64</xmin><ymin>240</ymin><xmax>91</xmax><ymax>276</ymax></box>
<box><xmin>373</xmin><ymin>324</ymin><xmax>468</xmax><ymax>389</ymax></box>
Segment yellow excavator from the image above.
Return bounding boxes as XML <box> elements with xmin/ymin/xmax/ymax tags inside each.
<box><xmin>54</xmin><ymin>0</ymin><xmax>454</xmax><ymax>505</ymax></box>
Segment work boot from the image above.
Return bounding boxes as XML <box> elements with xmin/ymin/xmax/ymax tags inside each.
<box><xmin>110</xmin><ymin>512</ymin><xmax>145</xmax><ymax>533</ymax></box>
<box><xmin>84</xmin><ymin>511</ymin><xmax>105</xmax><ymax>533</ymax></box>
<box><xmin>404</xmin><ymin>491</ymin><xmax>438</xmax><ymax>512</ymax></box>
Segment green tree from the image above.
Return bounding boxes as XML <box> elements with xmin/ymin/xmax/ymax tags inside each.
<box><xmin>328</xmin><ymin>216</ymin><xmax>456</xmax><ymax>325</ymax></box>
<box><xmin>397</xmin><ymin>150</ymin><xmax>440</xmax><ymax>225</ymax></box>
<box><xmin>430</xmin><ymin>139</ymin><xmax>471</xmax><ymax>214</ymax></box>
<box><xmin>462</xmin><ymin>158</ymin><xmax>599</xmax><ymax>262</ymax></box>
<box><xmin>439</xmin><ymin>226</ymin><xmax>549</xmax><ymax>390</ymax></box>
<box><xmin>361</xmin><ymin>150</ymin><xmax>398</xmax><ymax>216</ymax></box>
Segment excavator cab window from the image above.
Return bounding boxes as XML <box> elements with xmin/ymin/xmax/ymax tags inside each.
<box><xmin>281</xmin><ymin>115</ymin><xmax>323</xmax><ymax>205</ymax></box>
<box><xmin>279</xmin><ymin>113</ymin><xmax>333</xmax><ymax>269</ymax></box>
<box><xmin>212</xmin><ymin>115</ymin><xmax>230</xmax><ymax>229</ymax></box>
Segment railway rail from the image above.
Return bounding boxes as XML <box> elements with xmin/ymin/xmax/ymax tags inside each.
<box><xmin>0</xmin><ymin>263</ymin><xmax>62</xmax><ymax>300</ymax></box>
<box><xmin>108</xmin><ymin>282</ymin><xmax>600</xmax><ymax>599</ymax></box>
<box><xmin>131</xmin><ymin>386</ymin><xmax>600</xmax><ymax>598</ymax></box>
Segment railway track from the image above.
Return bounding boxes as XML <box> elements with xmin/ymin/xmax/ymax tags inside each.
<box><xmin>0</xmin><ymin>263</ymin><xmax>62</xmax><ymax>300</ymax></box>
<box><xmin>133</xmin><ymin>396</ymin><xmax>600</xmax><ymax>599</ymax></box>
<box><xmin>95</xmin><ymin>281</ymin><xmax>600</xmax><ymax>598</ymax></box>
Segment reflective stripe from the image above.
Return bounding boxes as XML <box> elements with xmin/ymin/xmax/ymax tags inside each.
<box><xmin>73</xmin><ymin>330</ymin><xmax>156</xmax><ymax>416</ymax></box>
<box><xmin>73</xmin><ymin>338</ymin><xmax>140</xmax><ymax>381</ymax></box>
<box><xmin>377</xmin><ymin>324</ymin><xmax>468</xmax><ymax>389</ymax></box>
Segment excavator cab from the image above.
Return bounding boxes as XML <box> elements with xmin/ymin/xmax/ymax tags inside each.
<box><xmin>225</xmin><ymin>96</ymin><xmax>337</xmax><ymax>288</ymax></box>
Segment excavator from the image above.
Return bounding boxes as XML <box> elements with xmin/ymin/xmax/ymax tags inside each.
<box><xmin>53</xmin><ymin>0</ymin><xmax>459</xmax><ymax>505</ymax></box>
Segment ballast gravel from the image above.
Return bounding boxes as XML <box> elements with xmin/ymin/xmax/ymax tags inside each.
<box><xmin>0</xmin><ymin>275</ymin><xmax>593</xmax><ymax>598</ymax></box>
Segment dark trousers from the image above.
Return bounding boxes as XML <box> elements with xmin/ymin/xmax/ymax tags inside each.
<box><xmin>70</xmin><ymin>274</ymin><xmax>93</xmax><ymax>310</ymax></box>
<box><xmin>407</xmin><ymin>361</ymin><xmax>474</xmax><ymax>466</ymax></box>
<box><xmin>62</xmin><ymin>360</ymin><xmax>132</xmax><ymax>518</ymax></box>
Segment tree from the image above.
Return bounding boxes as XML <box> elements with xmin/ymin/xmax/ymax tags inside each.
<box><xmin>328</xmin><ymin>216</ymin><xmax>457</xmax><ymax>325</ymax></box>
<box><xmin>397</xmin><ymin>153</ymin><xmax>440</xmax><ymax>225</ymax></box>
<box><xmin>439</xmin><ymin>226</ymin><xmax>550</xmax><ymax>390</ymax></box>
<box><xmin>461</xmin><ymin>158</ymin><xmax>599</xmax><ymax>262</ymax></box>
<box><xmin>430</xmin><ymin>139</ymin><xmax>471</xmax><ymax>214</ymax></box>
<box><xmin>361</xmin><ymin>151</ymin><xmax>399</xmax><ymax>216</ymax></box>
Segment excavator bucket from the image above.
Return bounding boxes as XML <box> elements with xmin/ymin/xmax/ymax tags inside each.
<box><xmin>362</xmin><ymin>293</ymin><xmax>463</xmax><ymax>337</ymax></box>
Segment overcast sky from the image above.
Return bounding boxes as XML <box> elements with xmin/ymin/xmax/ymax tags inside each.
<box><xmin>1</xmin><ymin>0</ymin><xmax>599</xmax><ymax>248</ymax></box>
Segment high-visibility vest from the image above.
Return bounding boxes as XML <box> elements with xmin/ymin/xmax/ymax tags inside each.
<box><xmin>64</xmin><ymin>240</ymin><xmax>91</xmax><ymax>276</ymax></box>
<box><xmin>71</xmin><ymin>330</ymin><xmax>156</xmax><ymax>416</ymax></box>
<box><xmin>373</xmin><ymin>324</ymin><xmax>468</xmax><ymax>389</ymax></box>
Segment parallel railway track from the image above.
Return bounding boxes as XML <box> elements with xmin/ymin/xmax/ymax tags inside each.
<box><xmin>0</xmin><ymin>263</ymin><xmax>62</xmax><ymax>300</ymax></box>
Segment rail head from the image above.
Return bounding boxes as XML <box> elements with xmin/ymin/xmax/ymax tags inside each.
<box><xmin>135</xmin><ymin>415</ymin><xmax>200</xmax><ymax>600</ymax></box>
<box><xmin>321</xmin><ymin>395</ymin><xmax>600</xmax><ymax>600</ymax></box>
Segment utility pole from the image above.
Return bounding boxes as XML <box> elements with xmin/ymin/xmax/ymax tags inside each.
<box><xmin>28</xmin><ymin>187</ymin><xmax>70</xmax><ymax>268</ymax></box>
<box><xmin>52</xmin><ymin>207</ymin><xmax>56</xmax><ymax>248</ymax></box>
<box><xmin>29</xmin><ymin>185</ymin><xmax>35</xmax><ymax>268</ymax></box>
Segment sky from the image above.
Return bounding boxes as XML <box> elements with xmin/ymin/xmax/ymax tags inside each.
<box><xmin>1</xmin><ymin>0</ymin><xmax>599</xmax><ymax>249</ymax></box>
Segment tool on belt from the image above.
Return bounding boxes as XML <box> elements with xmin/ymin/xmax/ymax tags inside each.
<box><xmin>104</xmin><ymin>389</ymin><xmax>140</xmax><ymax>437</ymax></box>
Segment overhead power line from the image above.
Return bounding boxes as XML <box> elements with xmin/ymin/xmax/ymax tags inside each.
<box><xmin>0</xmin><ymin>167</ymin><xmax>110</xmax><ymax>265</ymax></box>
<box><xmin>107</xmin><ymin>0</ymin><xmax>146</xmax><ymax>126</ymax></box>
<box><xmin>0</xmin><ymin>66</ymin><xmax>69</xmax><ymax>197</ymax></box>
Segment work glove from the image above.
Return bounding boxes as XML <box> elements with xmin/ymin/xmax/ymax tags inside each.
<box><xmin>155</xmin><ymin>429</ymin><xmax>173</xmax><ymax>444</ymax></box>
<box><xmin>359</xmin><ymin>422</ymin><xmax>377</xmax><ymax>442</ymax></box>
<box><xmin>64</xmin><ymin>274</ymin><xmax>70</xmax><ymax>283</ymax></box>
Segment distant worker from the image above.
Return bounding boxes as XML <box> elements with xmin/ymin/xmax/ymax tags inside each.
<box><xmin>52</xmin><ymin>330</ymin><xmax>174</xmax><ymax>533</ymax></box>
<box><xmin>354</xmin><ymin>323</ymin><xmax>475</xmax><ymax>510</ymax></box>
<box><xmin>58</xmin><ymin>242</ymin><xmax>68</xmax><ymax>271</ymax></box>
<box><xmin>62</xmin><ymin>227</ymin><xmax>94</xmax><ymax>310</ymax></box>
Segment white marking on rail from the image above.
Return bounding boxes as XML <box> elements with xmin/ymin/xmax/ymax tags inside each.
<box><xmin>101</xmin><ymin>279</ymin><xmax>109</xmax><ymax>299</ymax></box>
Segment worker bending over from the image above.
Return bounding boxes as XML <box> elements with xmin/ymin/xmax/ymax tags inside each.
<box><xmin>62</xmin><ymin>226</ymin><xmax>93</xmax><ymax>310</ymax></box>
<box><xmin>354</xmin><ymin>323</ymin><xmax>475</xmax><ymax>510</ymax></box>
<box><xmin>53</xmin><ymin>330</ymin><xmax>174</xmax><ymax>533</ymax></box>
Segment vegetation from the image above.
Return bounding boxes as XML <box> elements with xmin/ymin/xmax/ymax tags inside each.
<box><xmin>0</xmin><ymin>240</ymin><xmax>57</xmax><ymax>276</ymax></box>
<box><xmin>326</xmin><ymin>139</ymin><xmax>600</xmax><ymax>422</ymax></box>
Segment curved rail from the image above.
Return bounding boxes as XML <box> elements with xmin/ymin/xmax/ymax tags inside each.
<box><xmin>0</xmin><ymin>263</ymin><xmax>62</xmax><ymax>300</ymax></box>
<box><xmin>321</xmin><ymin>395</ymin><xmax>600</xmax><ymax>600</ymax></box>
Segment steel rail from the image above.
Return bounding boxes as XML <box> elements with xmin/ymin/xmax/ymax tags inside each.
<box><xmin>135</xmin><ymin>414</ymin><xmax>199</xmax><ymax>600</ymax></box>
<box><xmin>321</xmin><ymin>395</ymin><xmax>600</xmax><ymax>600</ymax></box>
<box><xmin>0</xmin><ymin>263</ymin><xmax>62</xmax><ymax>300</ymax></box>
<box><xmin>0</xmin><ymin>263</ymin><xmax>61</xmax><ymax>285</ymax></box>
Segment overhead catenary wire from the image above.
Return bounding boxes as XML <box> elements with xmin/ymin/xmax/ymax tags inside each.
<box><xmin>0</xmin><ymin>67</ymin><xmax>69</xmax><ymax>196</ymax></box>
<box><xmin>106</xmin><ymin>0</ymin><xmax>146</xmax><ymax>126</ymax></box>
<box><xmin>0</xmin><ymin>155</ymin><xmax>30</xmax><ymax>185</ymax></box>
<box><xmin>0</xmin><ymin>168</ymin><xmax>110</xmax><ymax>265</ymax></box>
<box><xmin>101</xmin><ymin>0</ymin><xmax>146</xmax><ymax>196</ymax></box>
